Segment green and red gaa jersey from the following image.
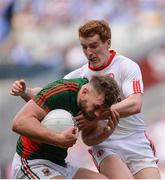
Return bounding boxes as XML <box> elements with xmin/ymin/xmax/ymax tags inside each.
<box><xmin>16</xmin><ymin>78</ymin><xmax>88</xmax><ymax>167</ymax></box>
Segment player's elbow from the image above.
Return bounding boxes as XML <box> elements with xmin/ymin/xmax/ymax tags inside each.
<box><xmin>132</xmin><ymin>101</ymin><xmax>142</xmax><ymax>114</ymax></box>
<box><xmin>130</xmin><ymin>93</ymin><xmax>142</xmax><ymax>114</ymax></box>
<box><xmin>12</xmin><ymin>118</ymin><xmax>23</xmax><ymax>134</ymax></box>
<box><xmin>127</xmin><ymin>95</ymin><xmax>141</xmax><ymax>114</ymax></box>
<box><xmin>135</xmin><ymin>105</ymin><xmax>141</xmax><ymax>114</ymax></box>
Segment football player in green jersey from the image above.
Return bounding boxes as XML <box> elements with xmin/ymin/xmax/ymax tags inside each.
<box><xmin>11</xmin><ymin>75</ymin><xmax>120</xmax><ymax>179</ymax></box>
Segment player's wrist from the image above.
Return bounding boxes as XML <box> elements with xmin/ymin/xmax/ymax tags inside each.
<box><xmin>20</xmin><ymin>87</ymin><xmax>32</xmax><ymax>102</ymax></box>
<box><xmin>20</xmin><ymin>88</ymin><xmax>28</xmax><ymax>97</ymax></box>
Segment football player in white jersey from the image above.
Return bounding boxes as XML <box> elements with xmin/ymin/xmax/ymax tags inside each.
<box><xmin>10</xmin><ymin>20</ymin><xmax>160</xmax><ymax>179</ymax></box>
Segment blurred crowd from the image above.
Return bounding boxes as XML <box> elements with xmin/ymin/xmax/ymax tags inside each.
<box><xmin>0</xmin><ymin>0</ymin><xmax>165</xmax><ymax>70</ymax></box>
<box><xmin>0</xmin><ymin>0</ymin><xmax>165</xmax><ymax>178</ymax></box>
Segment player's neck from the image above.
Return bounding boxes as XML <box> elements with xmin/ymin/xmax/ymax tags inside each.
<box><xmin>89</xmin><ymin>50</ymin><xmax>116</xmax><ymax>71</ymax></box>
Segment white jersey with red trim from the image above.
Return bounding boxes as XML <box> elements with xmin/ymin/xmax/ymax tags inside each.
<box><xmin>64</xmin><ymin>50</ymin><xmax>144</xmax><ymax>139</ymax></box>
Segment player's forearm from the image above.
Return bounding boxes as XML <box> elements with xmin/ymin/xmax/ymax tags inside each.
<box><xmin>21</xmin><ymin>87</ymin><xmax>42</xmax><ymax>102</ymax></box>
<box><xmin>111</xmin><ymin>94</ymin><xmax>142</xmax><ymax>118</ymax></box>
<box><xmin>82</xmin><ymin>121</ymin><xmax>112</xmax><ymax>146</ymax></box>
<box><xmin>12</xmin><ymin>116</ymin><xmax>61</xmax><ymax>146</ymax></box>
<box><xmin>12</xmin><ymin>100</ymin><xmax>63</xmax><ymax>146</ymax></box>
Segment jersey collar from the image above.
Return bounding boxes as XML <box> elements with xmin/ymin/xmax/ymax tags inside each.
<box><xmin>88</xmin><ymin>50</ymin><xmax>116</xmax><ymax>71</ymax></box>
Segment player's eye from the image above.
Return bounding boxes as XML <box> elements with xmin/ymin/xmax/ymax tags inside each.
<box><xmin>81</xmin><ymin>45</ymin><xmax>87</xmax><ymax>50</ymax></box>
<box><xmin>90</xmin><ymin>44</ymin><xmax>98</xmax><ymax>49</ymax></box>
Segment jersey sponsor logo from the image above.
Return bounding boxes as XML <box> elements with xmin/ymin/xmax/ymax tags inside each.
<box><xmin>133</xmin><ymin>79</ymin><xmax>141</xmax><ymax>93</ymax></box>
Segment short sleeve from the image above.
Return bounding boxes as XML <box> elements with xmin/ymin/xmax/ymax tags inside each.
<box><xmin>121</xmin><ymin>61</ymin><xmax>144</xmax><ymax>97</ymax></box>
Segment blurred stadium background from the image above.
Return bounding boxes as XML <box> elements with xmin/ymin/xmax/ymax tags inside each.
<box><xmin>0</xmin><ymin>0</ymin><xmax>165</xmax><ymax>178</ymax></box>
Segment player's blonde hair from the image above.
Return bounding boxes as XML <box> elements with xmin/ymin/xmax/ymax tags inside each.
<box><xmin>78</xmin><ymin>20</ymin><xmax>111</xmax><ymax>42</ymax></box>
<box><xmin>89</xmin><ymin>75</ymin><xmax>120</xmax><ymax>107</ymax></box>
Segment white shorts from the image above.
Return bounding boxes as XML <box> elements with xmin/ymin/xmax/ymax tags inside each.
<box><xmin>11</xmin><ymin>153</ymin><xmax>79</xmax><ymax>179</ymax></box>
<box><xmin>89</xmin><ymin>131</ymin><xmax>158</xmax><ymax>175</ymax></box>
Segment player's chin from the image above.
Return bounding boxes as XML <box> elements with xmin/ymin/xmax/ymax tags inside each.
<box><xmin>90</xmin><ymin>63</ymin><xmax>100</xmax><ymax>69</ymax></box>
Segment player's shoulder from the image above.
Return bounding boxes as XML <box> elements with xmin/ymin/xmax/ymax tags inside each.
<box><xmin>115</xmin><ymin>53</ymin><xmax>140</xmax><ymax>69</ymax></box>
<box><xmin>64</xmin><ymin>64</ymin><xmax>88</xmax><ymax>79</ymax></box>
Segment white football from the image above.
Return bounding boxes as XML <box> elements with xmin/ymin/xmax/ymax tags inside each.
<box><xmin>41</xmin><ymin>109</ymin><xmax>75</xmax><ymax>133</ymax></box>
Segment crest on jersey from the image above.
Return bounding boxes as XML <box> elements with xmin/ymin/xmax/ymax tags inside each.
<box><xmin>97</xmin><ymin>149</ymin><xmax>104</xmax><ymax>158</ymax></box>
<box><xmin>42</xmin><ymin>168</ymin><xmax>52</xmax><ymax>176</ymax></box>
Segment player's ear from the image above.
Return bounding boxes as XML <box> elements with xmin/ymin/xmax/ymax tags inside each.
<box><xmin>82</xmin><ymin>85</ymin><xmax>89</xmax><ymax>95</ymax></box>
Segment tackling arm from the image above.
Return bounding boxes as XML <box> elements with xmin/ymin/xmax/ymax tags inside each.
<box><xmin>115</xmin><ymin>60</ymin><xmax>143</xmax><ymax>118</ymax></box>
<box><xmin>21</xmin><ymin>87</ymin><xmax>42</xmax><ymax>102</ymax></box>
<box><xmin>10</xmin><ymin>79</ymin><xmax>42</xmax><ymax>102</ymax></box>
<box><xmin>111</xmin><ymin>93</ymin><xmax>142</xmax><ymax>118</ymax></box>
<box><xmin>81</xmin><ymin>120</ymin><xmax>114</xmax><ymax>146</ymax></box>
<box><xmin>76</xmin><ymin>110</ymin><xmax>119</xmax><ymax>146</ymax></box>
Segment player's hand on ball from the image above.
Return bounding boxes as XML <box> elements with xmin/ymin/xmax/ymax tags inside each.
<box><xmin>10</xmin><ymin>79</ymin><xmax>26</xmax><ymax>96</ymax></box>
<box><xmin>58</xmin><ymin>127</ymin><xmax>79</xmax><ymax>148</ymax></box>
